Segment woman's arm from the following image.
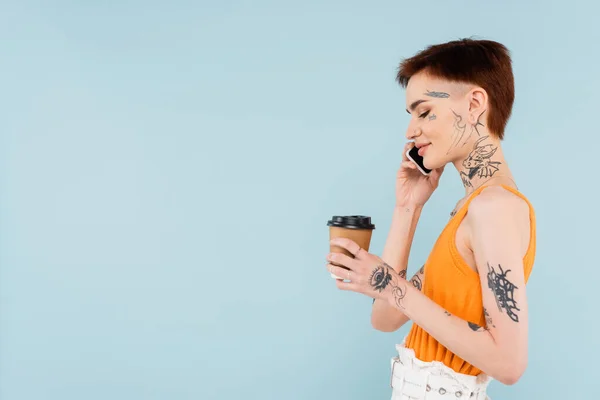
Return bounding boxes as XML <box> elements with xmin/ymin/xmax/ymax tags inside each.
<box><xmin>371</xmin><ymin>205</ymin><xmax>424</xmax><ymax>332</ymax></box>
<box><xmin>384</xmin><ymin>190</ymin><xmax>530</xmax><ymax>385</ymax></box>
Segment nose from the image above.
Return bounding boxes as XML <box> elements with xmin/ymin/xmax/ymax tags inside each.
<box><xmin>405</xmin><ymin>123</ymin><xmax>421</xmax><ymax>140</ymax></box>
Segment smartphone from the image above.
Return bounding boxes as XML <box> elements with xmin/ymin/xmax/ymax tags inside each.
<box><xmin>406</xmin><ymin>146</ymin><xmax>432</xmax><ymax>176</ymax></box>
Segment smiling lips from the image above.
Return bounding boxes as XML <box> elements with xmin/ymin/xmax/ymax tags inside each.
<box><xmin>417</xmin><ymin>143</ymin><xmax>430</xmax><ymax>156</ymax></box>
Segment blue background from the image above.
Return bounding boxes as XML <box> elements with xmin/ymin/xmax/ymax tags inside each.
<box><xmin>1</xmin><ymin>1</ymin><xmax>597</xmax><ymax>399</ymax></box>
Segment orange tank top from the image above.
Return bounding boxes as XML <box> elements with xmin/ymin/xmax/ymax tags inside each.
<box><xmin>404</xmin><ymin>184</ymin><xmax>537</xmax><ymax>376</ymax></box>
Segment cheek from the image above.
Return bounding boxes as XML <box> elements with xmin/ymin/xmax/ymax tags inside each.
<box><xmin>422</xmin><ymin>119</ymin><xmax>437</xmax><ymax>136</ymax></box>
<box><xmin>423</xmin><ymin>122</ymin><xmax>443</xmax><ymax>145</ymax></box>
<box><xmin>426</xmin><ymin>116</ymin><xmax>454</xmax><ymax>144</ymax></box>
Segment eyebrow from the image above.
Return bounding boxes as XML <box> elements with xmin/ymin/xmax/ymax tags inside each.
<box><xmin>405</xmin><ymin>99</ymin><xmax>428</xmax><ymax>114</ymax></box>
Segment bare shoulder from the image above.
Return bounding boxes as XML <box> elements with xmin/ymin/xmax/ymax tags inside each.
<box><xmin>467</xmin><ymin>186</ymin><xmax>530</xmax><ymax>222</ymax></box>
<box><xmin>466</xmin><ymin>186</ymin><xmax>531</xmax><ymax>255</ymax></box>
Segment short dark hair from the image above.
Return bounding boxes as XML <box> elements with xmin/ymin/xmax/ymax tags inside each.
<box><xmin>397</xmin><ymin>38</ymin><xmax>514</xmax><ymax>140</ymax></box>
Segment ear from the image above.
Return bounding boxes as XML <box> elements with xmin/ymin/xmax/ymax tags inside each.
<box><xmin>467</xmin><ymin>87</ymin><xmax>488</xmax><ymax>126</ymax></box>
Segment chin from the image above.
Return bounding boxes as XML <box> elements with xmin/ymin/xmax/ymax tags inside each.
<box><xmin>423</xmin><ymin>153</ymin><xmax>447</xmax><ymax>170</ymax></box>
<box><xmin>423</xmin><ymin>156</ymin><xmax>438</xmax><ymax>170</ymax></box>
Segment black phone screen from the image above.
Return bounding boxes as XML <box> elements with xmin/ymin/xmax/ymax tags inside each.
<box><xmin>408</xmin><ymin>146</ymin><xmax>432</xmax><ymax>174</ymax></box>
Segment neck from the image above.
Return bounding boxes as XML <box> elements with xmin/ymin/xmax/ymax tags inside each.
<box><xmin>453</xmin><ymin>134</ymin><xmax>514</xmax><ymax>196</ymax></box>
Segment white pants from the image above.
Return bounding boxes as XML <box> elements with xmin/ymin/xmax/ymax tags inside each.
<box><xmin>390</xmin><ymin>342</ymin><xmax>492</xmax><ymax>400</ymax></box>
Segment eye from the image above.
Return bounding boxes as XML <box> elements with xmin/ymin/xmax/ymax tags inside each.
<box><xmin>418</xmin><ymin>110</ymin><xmax>430</xmax><ymax>119</ymax></box>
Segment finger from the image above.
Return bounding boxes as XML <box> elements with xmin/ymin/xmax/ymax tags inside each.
<box><xmin>326</xmin><ymin>263</ymin><xmax>344</xmax><ymax>280</ymax></box>
<box><xmin>327</xmin><ymin>264</ymin><xmax>352</xmax><ymax>281</ymax></box>
<box><xmin>329</xmin><ymin>238</ymin><xmax>362</xmax><ymax>259</ymax></box>
<box><xmin>326</xmin><ymin>252</ymin><xmax>357</xmax><ymax>269</ymax></box>
<box><xmin>401</xmin><ymin>161</ymin><xmax>416</xmax><ymax>170</ymax></box>
<box><xmin>335</xmin><ymin>278</ymin><xmax>355</xmax><ymax>291</ymax></box>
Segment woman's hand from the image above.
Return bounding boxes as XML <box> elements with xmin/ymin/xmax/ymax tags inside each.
<box><xmin>396</xmin><ymin>142</ymin><xmax>445</xmax><ymax>208</ymax></box>
<box><xmin>326</xmin><ymin>238</ymin><xmax>409</xmax><ymax>309</ymax></box>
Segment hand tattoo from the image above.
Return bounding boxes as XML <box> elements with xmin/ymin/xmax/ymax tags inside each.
<box><xmin>368</xmin><ymin>263</ymin><xmax>408</xmax><ymax>309</ymax></box>
<box><xmin>369</xmin><ymin>265</ymin><xmax>393</xmax><ymax>292</ymax></box>
<box><xmin>487</xmin><ymin>263</ymin><xmax>520</xmax><ymax>322</ymax></box>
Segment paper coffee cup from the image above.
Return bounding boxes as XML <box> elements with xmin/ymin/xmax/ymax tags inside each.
<box><xmin>327</xmin><ymin>215</ymin><xmax>375</xmax><ymax>279</ymax></box>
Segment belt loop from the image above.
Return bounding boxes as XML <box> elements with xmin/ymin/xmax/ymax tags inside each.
<box><xmin>390</xmin><ymin>357</ymin><xmax>399</xmax><ymax>388</ymax></box>
<box><xmin>424</xmin><ymin>372</ymin><xmax>432</xmax><ymax>396</ymax></box>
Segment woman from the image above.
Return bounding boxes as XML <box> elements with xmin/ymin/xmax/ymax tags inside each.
<box><xmin>326</xmin><ymin>38</ymin><xmax>536</xmax><ymax>400</ymax></box>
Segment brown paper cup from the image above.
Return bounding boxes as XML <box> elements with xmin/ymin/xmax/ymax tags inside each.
<box><xmin>327</xmin><ymin>216</ymin><xmax>375</xmax><ymax>280</ymax></box>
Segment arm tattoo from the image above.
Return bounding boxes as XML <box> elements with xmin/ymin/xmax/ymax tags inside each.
<box><xmin>425</xmin><ymin>90</ymin><xmax>450</xmax><ymax>98</ymax></box>
<box><xmin>484</xmin><ymin>307</ymin><xmax>495</xmax><ymax>328</ymax></box>
<box><xmin>466</xmin><ymin>308</ymin><xmax>495</xmax><ymax>330</ymax></box>
<box><xmin>399</xmin><ymin>269</ymin><xmax>407</xmax><ymax>279</ymax></box>
<box><xmin>410</xmin><ymin>274</ymin><xmax>422</xmax><ymax>291</ymax></box>
<box><xmin>468</xmin><ymin>321</ymin><xmax>488</xmax><ymax>332</ymax></box>
<box><xmin>487</xmin><ymin>263</ymin><xmax>520</xmax><ymax>322</ymax></box>
<box><xmin>390</xmin><ymin>281</ymin><xmax>408</xmax><ymax>310</ymax></box>
<box><xmin>409</xmin><ymin>264</ymin><xmax>424</xmax><ymax>291</ymax></box>
<box><xmin>444</xmin><ymin>311</ymin><xmax>451</xmax><ymax>316</ymax></box>
<box><xmin>369</xmin><ymin>263</ymin><xmax>408</xmax><ymax>310</ymax></box>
